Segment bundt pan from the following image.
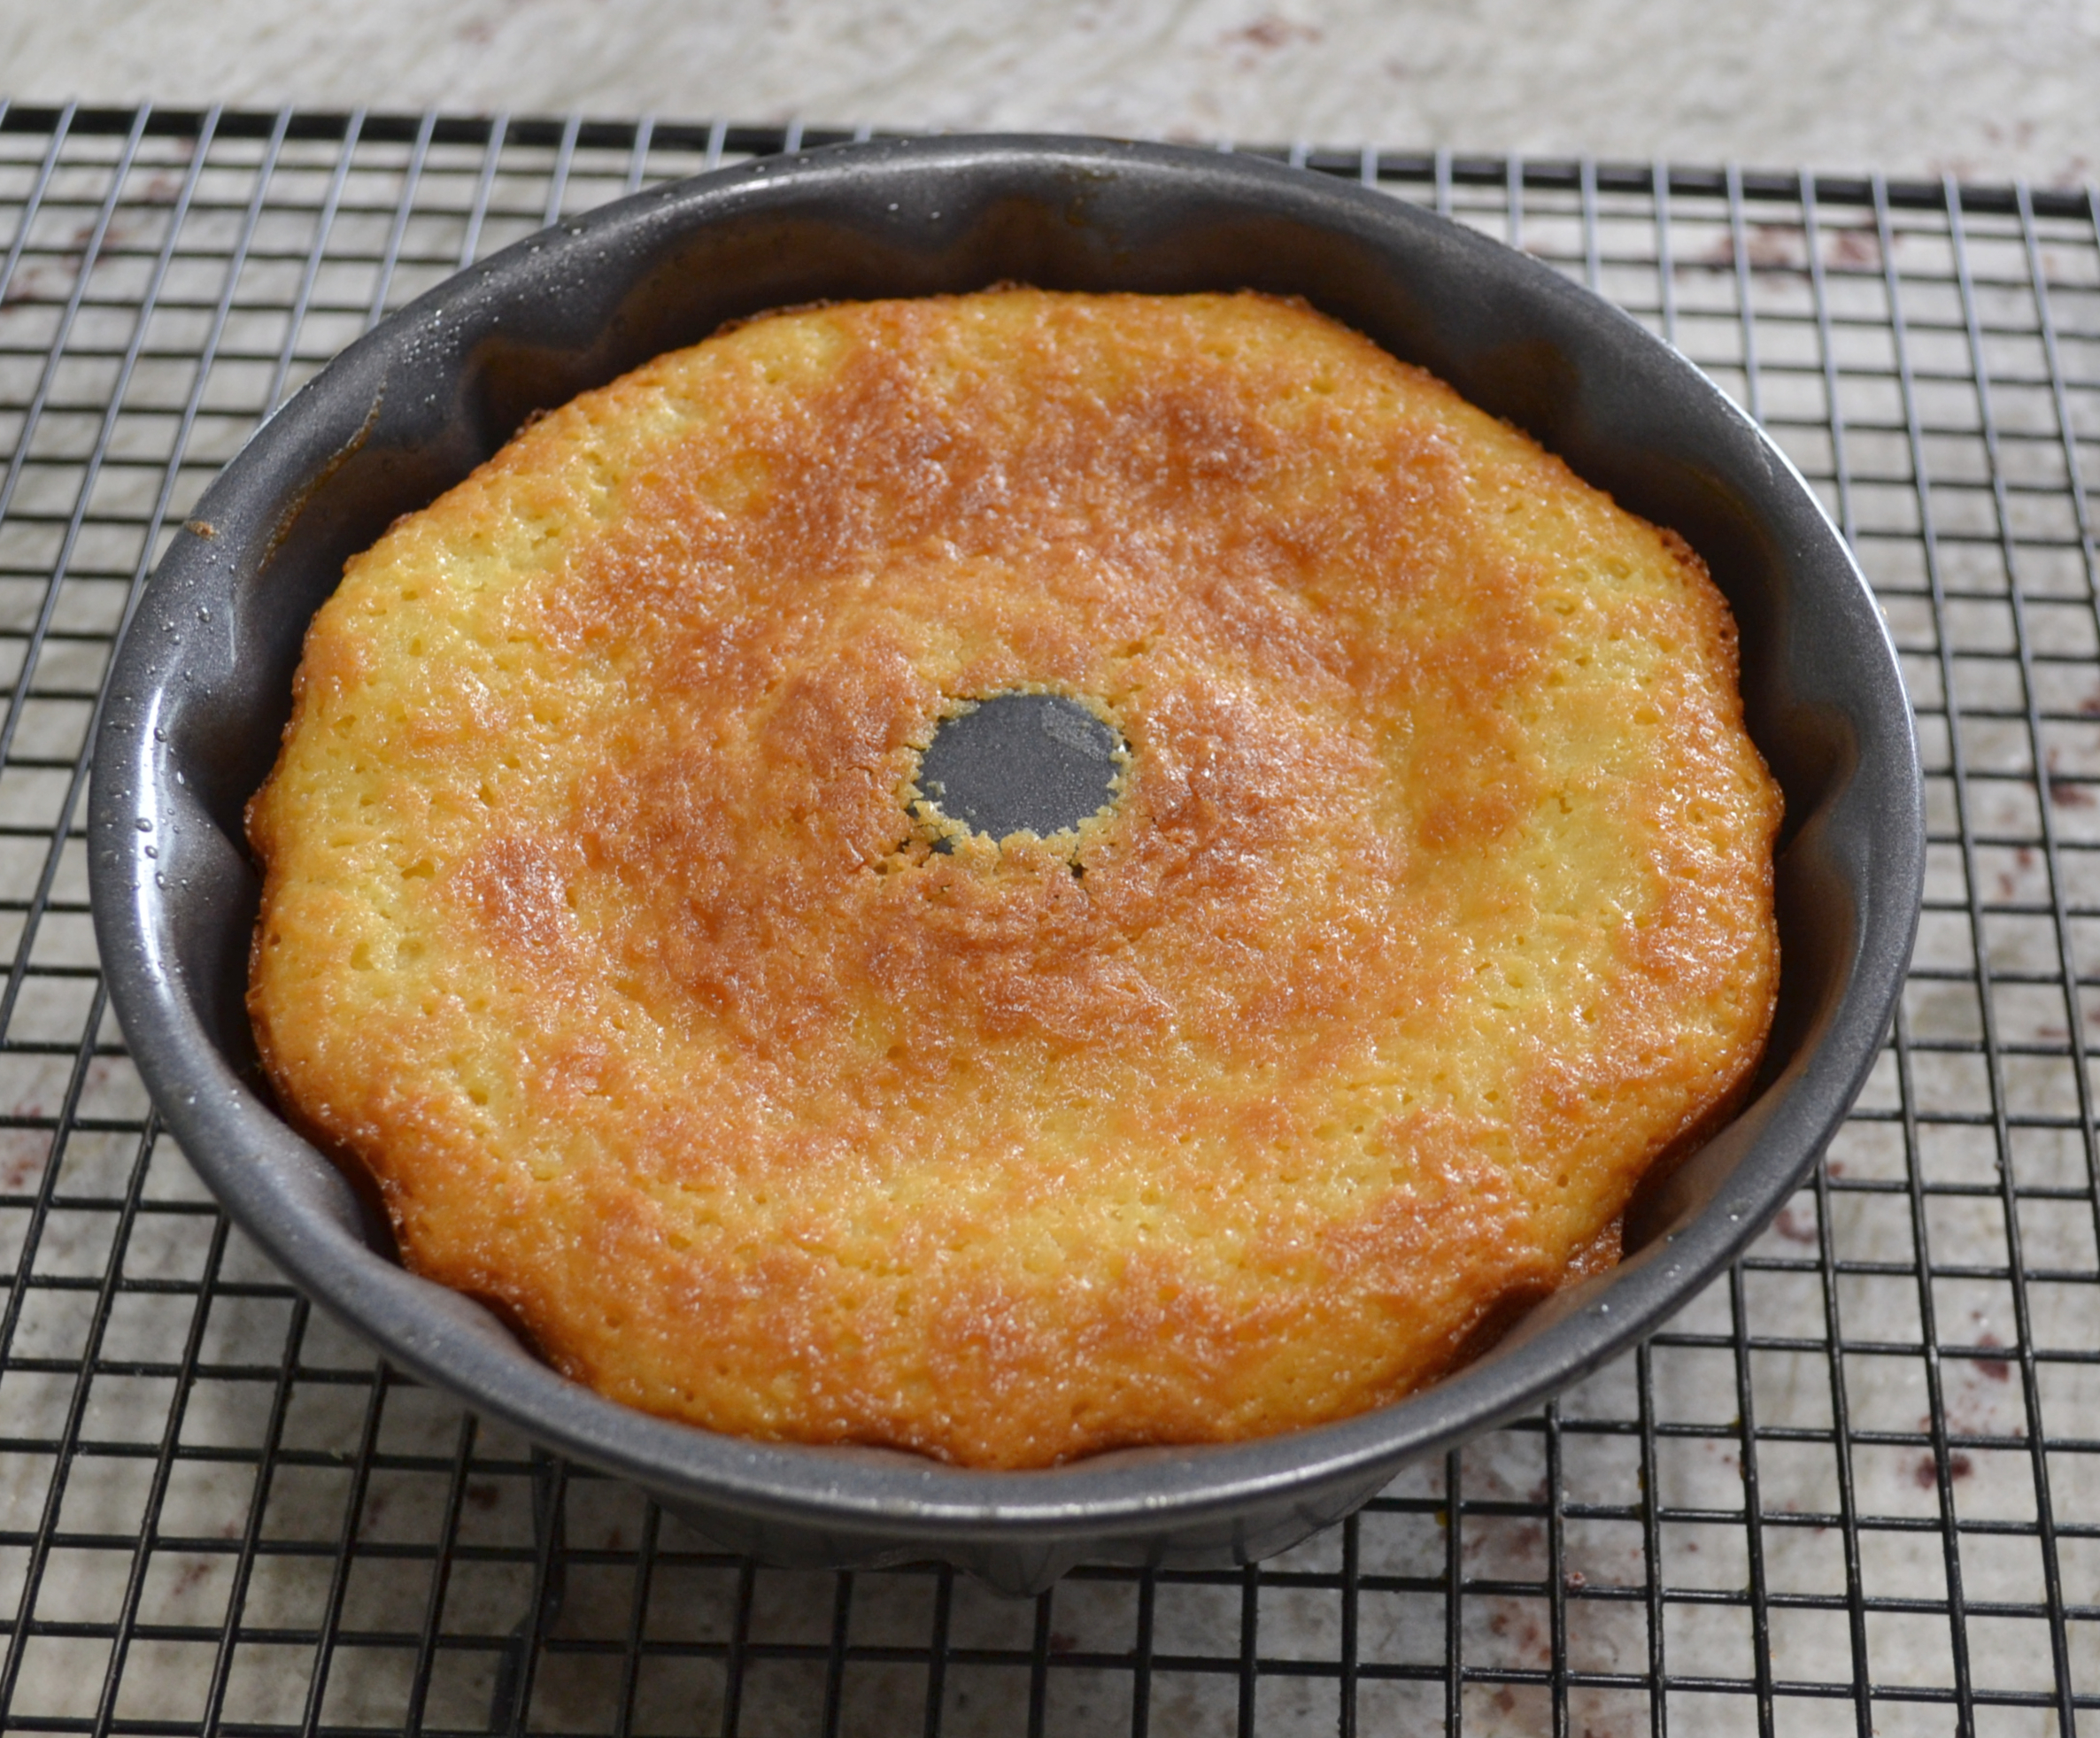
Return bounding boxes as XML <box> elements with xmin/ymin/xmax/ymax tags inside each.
<box><xmin>89</xmin><ymin>135</ymin><xmax>1921</xmax><ymax>1596</ymax></box>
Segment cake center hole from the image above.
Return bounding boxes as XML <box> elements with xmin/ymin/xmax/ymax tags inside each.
<box><xmin>915</xmin><ymin>693</ymin><xmax>1123</xmax><ymax>841</ymax></box>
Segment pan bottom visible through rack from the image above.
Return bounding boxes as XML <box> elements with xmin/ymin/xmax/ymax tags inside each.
<box><xmin>0</xmin><ymin>105</ymin><xmax>2091</xmax><ymax>1735</ymax></box>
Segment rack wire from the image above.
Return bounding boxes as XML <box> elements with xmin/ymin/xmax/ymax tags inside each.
<box><xmin>0</xmin><ymin>104</ymin><xmax>2091</xmax><ymax>1736</ymax></box>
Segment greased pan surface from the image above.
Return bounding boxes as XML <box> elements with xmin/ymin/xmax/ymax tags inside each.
<box><xmin>88</xmin><ymin>135</ymin><xmax>1920</xmax><ymax>1596</ymax></box>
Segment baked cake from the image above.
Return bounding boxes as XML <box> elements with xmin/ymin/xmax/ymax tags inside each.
<box><xmin>246</xmin><ymin>289</ymin><xmax>1781</xmax><ymax>1469</ymax></box>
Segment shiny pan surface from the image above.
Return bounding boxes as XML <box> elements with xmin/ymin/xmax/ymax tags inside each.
<box><xmin>88</xmin><ymin>135</ymin><xmax>1921</xmax><ymax>1595</ymax></box>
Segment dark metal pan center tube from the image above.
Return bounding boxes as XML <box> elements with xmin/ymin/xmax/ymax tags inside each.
<box><xmin>913</xmin><ymin>692</ymin><xmax>1123</xmax><ymax>841</ymax></box>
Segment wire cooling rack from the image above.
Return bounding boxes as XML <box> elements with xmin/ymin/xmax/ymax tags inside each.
<box><xmin>0</xmin><ymin>104</ymin><xmax>2092</xmax><ymax>1737</ymax></box>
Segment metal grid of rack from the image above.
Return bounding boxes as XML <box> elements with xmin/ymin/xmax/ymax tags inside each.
<box><xmin>0</xmin><ymin>104</ymin><xmax>2091</xmax><ymax>1736</ymax></box>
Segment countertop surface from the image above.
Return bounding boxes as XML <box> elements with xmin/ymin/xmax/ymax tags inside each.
<box><xmin>0</xmin><ymin>8</ymin><xmax>2092</xmax><ymax>1730</ymax></box>
<box><xmin>1</xmin><ymin>0</ymin><xmax>2098</xmax><ymax>188</ymax></box>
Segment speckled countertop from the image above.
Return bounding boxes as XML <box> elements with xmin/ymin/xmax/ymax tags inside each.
<box><xmin>0</xmin><ymin>7</ymin><xmax>2093</xmax><ymax>1731</ymax></box>
<box><xmin>2</xmin><ymin>0</ymin><xmax>2097</xmax><ymax>185</ymax></box>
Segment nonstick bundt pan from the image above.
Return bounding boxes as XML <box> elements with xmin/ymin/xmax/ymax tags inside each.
<box><xmin>89</xmin><ymin>135</ymin><xmax>1922</xmax><ymax>1596</ymax></box>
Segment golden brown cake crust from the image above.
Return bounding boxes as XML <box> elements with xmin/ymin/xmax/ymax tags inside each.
<box><xmin>246</xmin><ymin>290</ymin><xmax>1781</xmax><ymax>1469</ymax></box>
